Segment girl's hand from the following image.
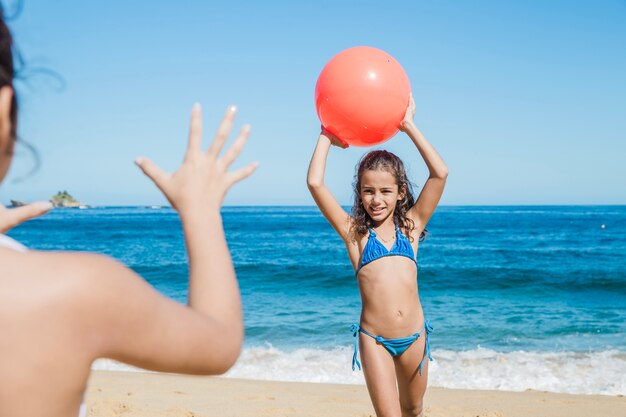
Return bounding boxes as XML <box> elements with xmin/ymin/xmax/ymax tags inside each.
<box><xmin>0</xmin><ymin>201</ymin><xmax>53</xmax><ymax>233</ymax></box>
<box><xmin>135</xmin><ymin>105</ymin><xmax>258</xmax><ymax>216</ymax></box>
<box><xmin>400</xmin><ymin>93</ymin><xmax>416</xmax><ymax>132</ymax></box>
<box><xmin>320</xmin><ymin>127</ymin><xmax>349</xmax><ymax>149</ymax></box>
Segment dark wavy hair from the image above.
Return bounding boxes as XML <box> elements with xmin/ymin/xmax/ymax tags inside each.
<box><xmin>351</xmin><ymin>150</ymin><xmax>426</xmax><ymax>242</ymax></box>
<box><xmin>0</xmin><ymin>1</ymin><xmax>47</xmax><ymax>178</ymax></box>
<box><xmin>0</xmin><ymin>4</ymin><xmax>17</xmax><ymax>142</ymax></box>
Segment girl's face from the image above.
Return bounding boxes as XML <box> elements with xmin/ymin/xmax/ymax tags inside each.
<box><xmin>359</xmin><ymin>168</ymin><xmax>405</xmax><ymax>224</ymax></box>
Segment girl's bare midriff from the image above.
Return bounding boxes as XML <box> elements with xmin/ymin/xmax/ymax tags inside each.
<box><xmin>357</xmin><ymin>255</ymin><xmax>424</xmax><ymax>338</ymax></box>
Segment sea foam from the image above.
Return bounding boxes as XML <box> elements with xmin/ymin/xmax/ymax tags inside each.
<box><xmin>92</xmin><ymin>346</ymin><xmax>626</xmax><ymax>396</ymax></box>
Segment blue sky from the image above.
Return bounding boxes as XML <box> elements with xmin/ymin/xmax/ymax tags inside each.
<box><xmin>2</xmin><ymin>0</ymin><xmax>625</xmax><ymax>206</ymax></box>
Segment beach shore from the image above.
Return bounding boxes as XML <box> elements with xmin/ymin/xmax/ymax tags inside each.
<box><xmin>86</xmin><ymin>370</ymin><xmax>625</xmax><ymax>417</ymax></box>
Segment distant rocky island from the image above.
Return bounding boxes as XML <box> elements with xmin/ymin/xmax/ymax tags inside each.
<box><xmin>10</xmin><ymin>191</ymin><xmax>88</xmax><ymax>208</ymax></box>
<box><xmin>50</xmin><ymin>191</ymin><xmax>86</xmax><ymax>208</ymax></box>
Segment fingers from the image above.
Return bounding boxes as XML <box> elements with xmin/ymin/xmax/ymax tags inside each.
<box><xmin>221</xmin><ymin>125</ymin><xmax>251</xmax><ymax>168</ymax></box>
<box><xmin>0</xmin><ymin>202</ymin><xmax>53</xmax><ymax>233</ymax></box>
<box><xmin>336</xmin><ymin>137</ymin><xmax>349</xmax><ymax>149</ymax></box>
<box><xmin>227</xmin><ymin>162</ymin><xmax>259</xmax><ymax>187</ymax></box>
<box><xmin>330</xmin><ymin>135</ymin><xmax>348</xmax><ymax>149</ymax></box>
<box><xmin>320</xmin><ymin>129</ymin><xmax>347</xmax><ymax>148</ymax></box>
<box><xmin>402</xmin><ymin>93</ymin><xmax>416</xmax><ymax>130</ymax></box>
<box><xmin>207</xmin><ymin>106</ymin><xmax>237</xmax><ymax>158</ymax></box>
<box><xmin>25</xmin><ymin>201</ymin><xmax>54</xmax><ymax>217</ymax></box>
<box><xmin>135</xmin><ymin>157</ymin><xmax>170</xmax><ymax>189</ymax></box>
<box><xmin>185</xmin><ymin>103</ymin><xmax>203</xmax><ymax>158</ymax></box>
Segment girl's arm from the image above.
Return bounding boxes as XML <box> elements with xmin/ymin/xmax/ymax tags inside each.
<box><xmin>307</xmin><ymin>131</ymin><xmax>352</xmax><ymax>241</ymax></box>
<box><xmin>87</xmin><ymin>105</ymin><xmax>257</xmax><ymax>374</ymax></box>
<box><xmin>402</xmin><ymin>97</ymin><xmax>448</xmax><ymax>232</ymax></box>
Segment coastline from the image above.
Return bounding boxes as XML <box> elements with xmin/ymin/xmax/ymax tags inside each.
<box><xmin>86</xmin><ymin>370</ymin><xmax>625</xmax><ymax>417</ymax></box>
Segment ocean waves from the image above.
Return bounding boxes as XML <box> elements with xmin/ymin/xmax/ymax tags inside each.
<box><xmin>92</xmin><ymin>346</ymin><xmax>626</xmax><ymax>396</ymax></box>
<box><xmin>229</xmin><ymin>346</ymin><xmax>626</xmax><ymax>395</ymax></box>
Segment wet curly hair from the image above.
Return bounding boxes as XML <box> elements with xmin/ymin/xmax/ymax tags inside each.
<box><xmin>350</xmin><ymin>150</ymin><xmax>426</xmax><ymax>242</ymax></box>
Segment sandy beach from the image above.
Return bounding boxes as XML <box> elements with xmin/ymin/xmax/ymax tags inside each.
<box><xmin>86</xmin><ymin>370</ymin><xmax>625</xmax><ymax>417</ymax></box>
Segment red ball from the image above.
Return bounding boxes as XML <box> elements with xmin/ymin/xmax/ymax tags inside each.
<box><xmin>315</xmin><ymin>46</ymin><xmax>411</xmax><ymax>147</ymax></box>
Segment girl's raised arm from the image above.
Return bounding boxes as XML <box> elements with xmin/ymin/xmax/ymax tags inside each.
<box><xmin>307</xmin><ymin>131</ymin><xmax>352</xmax><ymax>241</ymax></box>
<box><xmin>402</xmin><ymin>97</ymin><xmax>448</xmax><ymax>232</ymax></box>
<box><xmin>79</xmin><ymin>105</ymin><xmax>258</xmax><ymax>374</ymax></box>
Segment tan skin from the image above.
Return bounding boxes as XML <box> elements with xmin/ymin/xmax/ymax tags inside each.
<box><xmin>0</xmin><ymin>85</ymin><xmax>257</xmax><ymax>417</ymax></box>
<box><xmin>307</xmin><ymin>95</ymin><xmax>448</xmax><ymax>417</ymax></box>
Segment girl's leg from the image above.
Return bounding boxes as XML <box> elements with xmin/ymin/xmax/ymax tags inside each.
<box><xmin>394</xmin><ymin>335</ymin><xmax>429</xmax><ymax>417</ymax></box>
<box><xmin>359</xmin><ymin>333</ymin><xmax>402</xmax><ymax>417</ymax></box>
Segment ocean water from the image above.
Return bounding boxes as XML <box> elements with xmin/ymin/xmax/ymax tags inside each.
<box><xmin>8</xmin><ymin>206</ymin><xmax>626</xmax><ymax>395</ymax></box>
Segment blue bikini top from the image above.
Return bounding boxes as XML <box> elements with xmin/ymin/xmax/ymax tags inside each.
<box><xmin>356</xmin><ymin>226</ymin><xmax>416</xmax><ymax>275</ymax></box>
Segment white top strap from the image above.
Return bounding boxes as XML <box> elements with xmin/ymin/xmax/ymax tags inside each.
<box><xmin>78</xmin><ymin>402</ymin><xmax>87</xmax><ymax>417</ymax></box>
<box><xmin>0</xmin><ymin>234</ymin><xmax>27</xmax><ymax>252</ymax></box>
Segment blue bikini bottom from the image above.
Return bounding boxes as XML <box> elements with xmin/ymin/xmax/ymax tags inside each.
<box><xmin>351</xmin><ymin>320</ymin><xmax>433</xmax><ymax>375</ymax></box>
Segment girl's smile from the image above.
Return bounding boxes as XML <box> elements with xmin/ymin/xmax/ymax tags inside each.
<box><xmin>360</xmin><ymin>168</ymin><xmax>404</xmax><ymax>223</ymax></box>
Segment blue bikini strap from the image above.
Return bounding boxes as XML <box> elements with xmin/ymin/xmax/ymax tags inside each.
<box><xmin>419</xmin><ymin>320</ymin><xmax>434</xmax><ymax>376</ymax></box>
<box><xmin>350</xmin><ymin>323</ymin><xmax>362</xmax><ymax>371</ymax></box>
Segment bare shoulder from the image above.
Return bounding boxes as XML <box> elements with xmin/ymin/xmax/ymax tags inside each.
<box><xmin>1</xmin><ymin>249</ymin><xmax>109</xmax><ymax>287</ymax></box>
<box><xmin>10</xmin><ymin>250</ymin><xmax>138</xmax><ymax>290</ymax></box>
<box><xmin>3</xmin><ymin>249</ymin><xmax>159</xmax><ymax>317</ymax></box>
<box><xmin>1</xmin><ymin>248</ymin><xmax>234</xmax><ymax>374</ymax></box>
<box><xmin>0</xmin><ymin>249</ymin><xmax>150</xmax><ymax>360</ymax></box>
<box><xmin>1</xmin><ymin>250</ymin><xmax>155</xmax><ymax>315</ymax></box>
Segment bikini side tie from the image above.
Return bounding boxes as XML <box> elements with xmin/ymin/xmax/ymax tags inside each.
<box><xmin>350</xmin><ymin>323</ymin><xmax>362</xmax><ymax>371</ymax></box>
